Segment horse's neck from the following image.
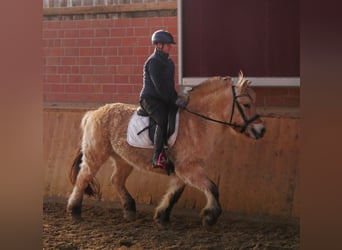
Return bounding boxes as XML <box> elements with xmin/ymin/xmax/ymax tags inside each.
<box><xmin>181</xmin><ymin>83</ymin><xmax>234</xmax><ymax>157</ymax></box>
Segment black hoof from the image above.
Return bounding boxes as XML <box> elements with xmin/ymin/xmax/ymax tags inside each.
<box><xmin>70</xmin><ymin>213</ymin><xmax>83</xmax><ymax>223</ymax></box>
<box><xmin>66</xmin><ymin>204</ymin><xmax>82</xmax><ymax>221</ymax></box>
<box><xmin>154</xmin><ymin>210</ymin><xmax>170</xmax><ymax>227</ymax></box>
<box><xmin>71</xmin><ymin>206</ymin><xmax>82</xmax><ymax>215</ymax></box>
<box><xmin>123</xmin><ymin>210</ymin><xmax>136</xmax><ymax>221</ymax></box>
<box><xmin>202</xmin><ymin>214</ymin><xmax>218</xmax><ymax>227</ymax></box>
<box><xmin>201</xmin><ymin>207</ymin><xmax>221</xmax><ymax>227</ymax></box>
<box><xmin>123</xmin><ymin>199</ymin><xmax>136</xmax><ymax>221</ymax></box>
<box><xmin>66</xmin><ymin>203</ymin><xmax>82</xmax><ymax>214</ymax></box>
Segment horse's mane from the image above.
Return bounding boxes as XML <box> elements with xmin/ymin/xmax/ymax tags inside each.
<box><xmin>187</xmin><ymin>71</ymin><xmax>251</xmax><ymax>98</ymax></box>
<box><xmin>184</xmin><ymin>73</ymin><xmax>252</xmax><ymax>110</ymax></box>
<box><xmin>187</xmin><ymin>76</ymin><xmax>233</xmax><ymax>99</ymax></box>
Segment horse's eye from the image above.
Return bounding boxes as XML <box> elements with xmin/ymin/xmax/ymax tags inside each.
<box><xmin>243</xmin><ymin>104</ymin><xmax>251</xmax><ymax>109</ymax></box>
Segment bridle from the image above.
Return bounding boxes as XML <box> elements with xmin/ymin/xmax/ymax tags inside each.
<box><xmin>184</xmin><ymin>86</ymin><xmax>260</xmax><ymax>133</ymax></box>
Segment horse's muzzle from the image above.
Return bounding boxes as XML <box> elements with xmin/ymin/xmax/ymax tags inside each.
<box><xmin>251</xmin><ymin>126</ymin><xmax>266</xmax><ymax>139</ymax></box>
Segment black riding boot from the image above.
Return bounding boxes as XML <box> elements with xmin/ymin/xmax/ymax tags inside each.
<box><xmin>152</xmin><ymin>125</ymin><xmax>174</xmax><ymax>175</ymax></box>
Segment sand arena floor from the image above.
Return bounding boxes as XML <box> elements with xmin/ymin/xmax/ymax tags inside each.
<box><xmin>43</xmin><ymin>197</ymin><xmax>299</xmax><ymax>249</ymax></box>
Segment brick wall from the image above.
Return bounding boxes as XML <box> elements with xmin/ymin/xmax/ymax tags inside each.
<box><xmin>43</xmin><ymin>16</ymin><xmax>178</xmax><ymax>104</ymax></box>
<box><xmin>43</xmin><ymin>0</ymin><xmax>176</xmax><ymax>8</ymax></box>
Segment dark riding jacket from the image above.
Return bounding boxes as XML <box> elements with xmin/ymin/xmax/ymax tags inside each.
<box><xmin>140</xmin><ymin>48</ymin><xmax>177</xmax><ymax>105</ymax></box>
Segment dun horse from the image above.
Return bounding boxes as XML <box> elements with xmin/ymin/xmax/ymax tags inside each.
<box><xmin>67</xmin><ymin>72</ymin><xmax>266</xmax><ymax>226</ymax></box>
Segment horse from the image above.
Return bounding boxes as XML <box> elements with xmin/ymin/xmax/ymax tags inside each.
<box><xmin>66</xmin><ymin>72</ymin><xmax>266</xmax><ymax>226</ymax></box>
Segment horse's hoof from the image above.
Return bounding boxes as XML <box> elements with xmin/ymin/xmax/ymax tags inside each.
<box><xmin>67</xmin><ymin>204</ymin><xmax>82</xmax><ymax>215</ymax></box>
<box><xmin>154</xmin><ymin>210</ymin><xmax>170</xmax><ymax>228</ymax></box>
<box><xmin>70</xmin><ymin>213</ymin><xmax>83</xmax><ymax>223</ymax></box>
<box><xmin>67</xmin><ymin>204</ymin><xmax>83</xmax><ymax>222</ymax></box>
<box><xmin>200</xmin><ymin>207</ymin><xmax>221</xmax><ymax>227</ymax></box>
<box><xmin>202</xmin><ymin>214</ymin><xmax>217</xmax><ymax>227</ymax></box>
<box><xmin>154</xmin><ymin>218</ymin><xmax>170</xmax><ymax>229</ymax></box>
<box><xmin>123</xmin><ymin>210</ymin><xmax>136</xmax><ymax>221</ymax></box>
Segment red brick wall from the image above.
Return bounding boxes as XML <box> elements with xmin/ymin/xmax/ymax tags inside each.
<box><xmin>254</xmin><ymin>87</ymin><xmax>300</xmax><ymax>107</ymax></box>
<box><xmin>43</xmin><ymin>16</ymin><xmax>299</xmax><ymax>107</ymax></box>
<box><xmin>43</xmin><ymin>16</ymin><xmax>178</xmax><ymax>104</ymax></box>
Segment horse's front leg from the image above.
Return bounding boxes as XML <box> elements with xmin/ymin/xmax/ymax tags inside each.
<box><xmin>178</xmin><ymin>164</ymin><xmax>222</xmax><ymax>226</ymax></box>
<box><xmin>154</xmin><ymin>177</ymin><xmax>186</xmax><ymax>226</ymax></box>
<box><xmin>200</xmin><ymin>179</ymin><xmax>221</xmax><ymax>226</ymax></box>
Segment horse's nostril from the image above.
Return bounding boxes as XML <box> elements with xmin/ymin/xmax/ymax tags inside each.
<box><xmin>251</xmin><ymin>126</ymin><xmax>266</xmax><ymax>139</ymax></box>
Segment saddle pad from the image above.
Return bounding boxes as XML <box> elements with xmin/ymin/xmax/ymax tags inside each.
<box><xmin>127</xmin><ymin>111</ymin><xmax>179</xmax><ymax>149</ymax></box>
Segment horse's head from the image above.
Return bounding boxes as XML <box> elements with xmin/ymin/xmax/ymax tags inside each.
<box><xmin>229</xmin><ymin>71</ymin><xmax>266</xmax><ymax>139</ymax></box>
<box><xmin>184</xmin><ymin>72</ymin><xmax>265</xmax><ymax>140</ymax></box>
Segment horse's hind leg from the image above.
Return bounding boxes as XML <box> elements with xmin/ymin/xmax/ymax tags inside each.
<box><xmin>178</xmin><ymin>165</ymin><xmax>221</xmax><ymax>226</ymax></box>
<box><xmin>110</xmin><ymin>156</ymin><xmax>136</xmax><ymax>221</ymax></box>
<box><xmin>154</xmin><ymin>177</ymin><xmax>186</xmax><ymax>226</ymax></box>
<box><xmin>67</xmin><ymin>147</ymin><xmax>109</xmax><ymax>217</ymax></box>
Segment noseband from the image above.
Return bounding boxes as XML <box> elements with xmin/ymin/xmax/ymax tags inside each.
<box><xmin>229</xmin><ymin>86</ymin><xmax>260</xmax><ymax>133</ymax></box>
<box><xmin>184</xmin><ymin>86</ymin><xmax>260</xmax><ymax>133</ymax></box>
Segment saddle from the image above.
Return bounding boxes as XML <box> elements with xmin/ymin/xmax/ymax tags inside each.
<box><xmin>136</xmin><ymin>106</ymin><xmax>178</xmax><ymax>144</ymax></box>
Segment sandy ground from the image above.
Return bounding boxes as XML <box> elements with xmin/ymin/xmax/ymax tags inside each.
<box><xmin>43</xmin><ymin>197</ymin><xmax>299</xmax><ymax>250</ymax></box>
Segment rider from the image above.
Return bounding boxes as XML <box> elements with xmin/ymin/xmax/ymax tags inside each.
<box><xmin>139</xmin><ymin>30</ymin><xmax>188</xmax><ymax>171</ymax></box>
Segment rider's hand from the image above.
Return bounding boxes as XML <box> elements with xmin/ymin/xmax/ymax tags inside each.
<box><xmin>175</xmin><ymin>95</ymin><xmax>189</xmax><ymax>109</ymax></box>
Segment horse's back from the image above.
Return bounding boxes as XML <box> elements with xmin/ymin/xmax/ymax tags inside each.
<box><xmin>87</xmin><ymin>102</ymin><xmax>136</xmax><ymax>122</ymax></box>
<box><xmin>80</xmin><ymin>102</ymin><xmax>137</xmax><ymax>138</ymax></box>
<box><xmin>94</xmin><ymin>102</ymin><xmax>137</xmax><ymax>116</ymax></box>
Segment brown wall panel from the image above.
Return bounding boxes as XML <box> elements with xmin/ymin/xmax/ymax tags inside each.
<box><xmin>181</xmin><ymin>0</ymin><xmax>299</xmax><ymax>77</ymax></box>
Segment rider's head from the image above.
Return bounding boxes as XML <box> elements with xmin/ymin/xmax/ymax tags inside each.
<box><xmin>151</xmin><ymin>30</ymin><xmax>176</xmax><ymax>54</ymax></box>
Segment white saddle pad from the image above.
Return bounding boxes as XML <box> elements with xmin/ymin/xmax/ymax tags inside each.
<box><xmin>127</xmin><ymin>111</ymin><xmax>179</xmax><ymax>149</ymax></box>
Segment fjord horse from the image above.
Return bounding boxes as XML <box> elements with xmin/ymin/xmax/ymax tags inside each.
<box><xmin>67</xmin><ymin>72</ymin><xmax>266</xmax><ymax>226</ymax></box>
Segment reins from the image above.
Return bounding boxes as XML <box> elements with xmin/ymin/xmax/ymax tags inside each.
<box><xmin>184</xmin><ymin>107</ymin><xmax>242</xmax><ymax>128</ymax></box>
<box><xmin>184</xmin><ymin>86</ymin><xmax>260</xmax><ymax>133</ymax></box>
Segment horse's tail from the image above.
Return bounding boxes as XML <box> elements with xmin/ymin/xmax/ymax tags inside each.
<box><xmin>69</xmin><ymin>147</ymin><xmax>83</xmax><ymax>187</ymax></box>
<box><xmin>69</xmin><ymin>115</ymin><xmax>102</xmax><ymax>199</ymax></box>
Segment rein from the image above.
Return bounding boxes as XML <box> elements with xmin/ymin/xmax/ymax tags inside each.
<box><xmin>184</xmin><ymin>86</ymin><xmax>260</xmax><ymax>133</ymax></box>
<box><xmin>184</xmin><ymin>107</ymin><xmax>242</xmax><ymax>128</ymax></box>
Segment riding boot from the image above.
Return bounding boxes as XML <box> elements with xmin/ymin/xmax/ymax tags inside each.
<box><xmin>152</xmin><ymin>125</ymin><xmax>174</xmax><ymax>175</ymax></box>
<box><xmin>152</xmin><ymin>125</ymin><xmax>166</xmax><ymax>167</ymax></box>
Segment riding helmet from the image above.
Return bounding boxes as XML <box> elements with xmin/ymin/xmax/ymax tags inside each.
<box><xmin>151</xmin><ymin>30</ymin><xmax>176</xmax><ymax>45</ymax></box>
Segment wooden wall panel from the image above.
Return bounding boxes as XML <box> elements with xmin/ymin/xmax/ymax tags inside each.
<box><xmin>44</xmin><ymin>110</ymin><xmax>85</xmax><ymax>197</ymax></box>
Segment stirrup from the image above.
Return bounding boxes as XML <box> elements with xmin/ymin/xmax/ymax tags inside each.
<box><xmin>153</xmin><ymin>152</ymin><xmax>168</xmax><ymax>169</ymax></box>
<box><xmin>152</xmin><ymin>152</ymin><xmax>175</xmax><ymax>175</ymax></box>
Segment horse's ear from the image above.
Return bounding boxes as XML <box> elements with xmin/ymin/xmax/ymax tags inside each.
<box><xmin>182</xmin><ymin>86</ymin><xmax>193</xmax><ymax>94</ymax></box>
<box><xmin>236</xmin><ymin>70</ymin><xmax>244</xmax><ymax>86</ymax></box>
<box><xmin>239</xmin><ymin>79</ymin><xmax>251</xmax><ymax>93</ymax></box>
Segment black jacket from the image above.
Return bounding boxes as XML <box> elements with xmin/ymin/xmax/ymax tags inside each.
<box><xmin>140</xmin><ymin>49</ymin><xmax>177</xmax><ymax>104</ymax></box>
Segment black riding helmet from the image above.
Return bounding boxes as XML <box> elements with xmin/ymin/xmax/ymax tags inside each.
<box><xmin>151</xmin><ymin>30</ymin><xmax>176</xmax><ymax>45</ymax></box>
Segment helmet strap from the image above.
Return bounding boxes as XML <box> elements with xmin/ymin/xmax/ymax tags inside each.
<box><xmin>156</xmin><ymin>43</ymin><xmax>164</xmax><ymax>51</ymax></box>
